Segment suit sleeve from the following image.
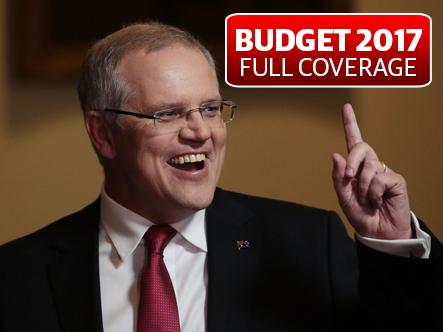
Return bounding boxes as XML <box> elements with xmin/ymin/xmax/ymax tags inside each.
<box><xmin>356</xmin><ymin>228</ymin><xmax>443</xmax><ymax>331</ymax></box>
<box><xmin>327</xmin><ymin>211</ymin><xmax>443</xmax><ymax>331</ymax></box>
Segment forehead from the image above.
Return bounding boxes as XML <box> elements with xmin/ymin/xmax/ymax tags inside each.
<box><xmin>117</xmin><ymin>45</ymin><xmax>220</xmax><ymax>108</ymax></box>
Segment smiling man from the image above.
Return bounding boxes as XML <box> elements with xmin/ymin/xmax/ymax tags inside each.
<box><xmin>87</xmin><ymin>43</ymin><xmax>227</xmax><ymax>224</ymax></box>
<box><xmin>1</xmin><ymin>22</ymin><xmax>442</xmax><ymax>332</ymax></box>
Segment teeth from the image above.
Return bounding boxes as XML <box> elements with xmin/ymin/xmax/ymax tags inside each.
<box><xmin>169</xmin><ymin>153</ymin><xmax>206</xmax><ymax>165</ymax></box>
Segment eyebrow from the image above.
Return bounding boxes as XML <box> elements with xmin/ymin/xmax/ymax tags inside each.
<box><xmin>144</xmin><ymin>96</ymin><xmax>222</xmax><ymax>112</ymax></box>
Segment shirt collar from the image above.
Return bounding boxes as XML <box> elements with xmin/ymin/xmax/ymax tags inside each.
<box><xmin>100</xmin><ymin>189</ymin><xmax>207</xmax><ymax>261</ymax></box>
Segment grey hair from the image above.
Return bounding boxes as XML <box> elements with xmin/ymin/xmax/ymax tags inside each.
<box><xmin>77</xmin><ymin>22</ymin><xmax>217</xmax><ymax>119</ymax></box>
<box><xmin>77</xmin><ymin>22</ymin><xmax>217</xmax><ymax>162</ymax></box>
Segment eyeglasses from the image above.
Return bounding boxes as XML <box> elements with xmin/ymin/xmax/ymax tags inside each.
<box><xmin>103</xmin><ymin>100</ymin><xmax>236</xmax><ymax>133</ymax></box>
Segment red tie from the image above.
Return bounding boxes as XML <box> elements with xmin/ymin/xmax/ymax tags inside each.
<box><xmin>137</xmin><ymin>225</ymin><xmax>180</xmax><ymax>332</ymax></box>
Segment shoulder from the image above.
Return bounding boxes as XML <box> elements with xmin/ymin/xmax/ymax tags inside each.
<box><xmin>213</xmin><ymin>188</ymin><xmax>343</xmax><ymax>231</ymax></box>
<box><xmin>0</xmin><ymin>199</ymin><xmax>100</xmax><ymax>259</ymax></box>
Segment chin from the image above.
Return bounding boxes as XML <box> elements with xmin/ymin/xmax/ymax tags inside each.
<box><xmin>176</xmin><ymin>187</ymin><xmax>216</xmax><ymax>211</ymax></box>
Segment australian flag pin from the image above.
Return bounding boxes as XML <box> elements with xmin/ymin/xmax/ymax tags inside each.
<box><xmin>236</xmin><ymin>240</ymin><xmax>251</xmax><ymax>251</ymax></box>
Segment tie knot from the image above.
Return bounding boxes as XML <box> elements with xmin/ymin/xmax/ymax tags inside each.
<box><xmin>144</xmin><ymin>225</ymin><xmax>177</xmax><ymax>255</ymax></box>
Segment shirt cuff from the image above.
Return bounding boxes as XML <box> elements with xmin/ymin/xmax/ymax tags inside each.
<box><xmin>355</xmin><ymin>212</ymin><xmax>431</xmax><ymax>259</ymax></box>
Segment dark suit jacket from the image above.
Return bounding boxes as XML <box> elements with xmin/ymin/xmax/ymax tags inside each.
<box><xmin>1</xmin><ymin>189</ymin><xmax>442</xmax><ymax>332</ymax></box>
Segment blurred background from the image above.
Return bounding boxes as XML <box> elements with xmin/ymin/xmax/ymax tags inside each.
<box><xmin>1</xmin><ymin>0</ymin><xmax>442</xmax><ymax>244</ymax></box>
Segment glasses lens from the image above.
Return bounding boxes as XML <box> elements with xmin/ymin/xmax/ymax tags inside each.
<box><xmin>199</xmin><ymin>101</ymin><xmax>222</xmax><ymax>127</ymax></box>
<box><xmin>221</xmin><ymin>101</ymin><xmax>235</xmax><ymax>123</ymax></box>
<box><xmin>153</xmin><ymin>108</ymin><xmax>184</xmax><ymax>133</ymax></box>
<box><xmin>151</xmin><ymin>101</ymin><xmax>236</xmax><ymax>133</ymax></box>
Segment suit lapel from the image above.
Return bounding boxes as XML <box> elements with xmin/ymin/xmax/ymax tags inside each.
<box><xmin>44</xmin><ymin>191</ymin><xmax>261</xmax><ymax>332</ymax></box>
<box><xmin>206</xmin><ymin>189</ymin><xmax>263</xmax><ymax>332</ymax></box>
<box><xmin>46</xmin><ymin>199</ymin><xmax>104</xmax><ymax>332</ymax></box>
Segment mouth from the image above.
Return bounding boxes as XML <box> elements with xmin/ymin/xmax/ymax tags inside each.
<box><xmin>167</xmin><ymin>153</ymin><xmax>206</xmax><ymax>172</ymax></box>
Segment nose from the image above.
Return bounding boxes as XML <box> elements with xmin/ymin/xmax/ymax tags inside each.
<box><xmin>179</xmin><ymin>110</ymin><xmax>211</xmax><ymax>141</ymax></box>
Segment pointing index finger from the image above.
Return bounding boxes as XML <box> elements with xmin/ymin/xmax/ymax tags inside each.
<box><xmin>342</xmin><ymin>103</ymin><xmax>363</xmax><ymax>152</ymax></box>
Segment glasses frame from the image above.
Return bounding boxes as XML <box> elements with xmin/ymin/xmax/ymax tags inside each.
<box><xmin>102</xmin><ymin>100</ymin><xmax>236</xmax><ymax>125</ymax></box>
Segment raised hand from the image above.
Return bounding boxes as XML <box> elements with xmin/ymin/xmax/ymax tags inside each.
<box><xmin>332</xmin><ymin>104</ymin><xmax>412</xmax><ymax>240</ymax></box>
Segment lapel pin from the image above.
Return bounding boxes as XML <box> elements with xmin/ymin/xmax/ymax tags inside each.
<box><xmin>236</xmin><ymin>240</ymin><xmax>251</xmax><ymax>251</ymax></box>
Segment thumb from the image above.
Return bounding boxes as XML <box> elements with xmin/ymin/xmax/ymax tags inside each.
<box><xmin>332</xmin><ymin>153</ymin><xmax>348</xmax><ymax>200</ymax></box>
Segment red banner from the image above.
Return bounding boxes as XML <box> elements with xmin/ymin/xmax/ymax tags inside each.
<box><xmin>225</xmin><ymin>14</ymin><xmax>431</xmax><ymax>87</ymax></box>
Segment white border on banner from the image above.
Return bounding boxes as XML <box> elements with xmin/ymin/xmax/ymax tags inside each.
<box><xmin>224</xmin><ymin>13</ymin><xmax>432</xmax><ymax>88</ymax></box>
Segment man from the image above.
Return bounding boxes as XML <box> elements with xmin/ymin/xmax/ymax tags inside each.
<box><xmin>1</xmin><ymin>22</ymin><xmax>441</xmax><ymax>332</ymax></box>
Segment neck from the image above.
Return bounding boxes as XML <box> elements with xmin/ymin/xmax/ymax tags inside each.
<box><xmin>103</xmin><ymin>183</ymin><xmax>195</xmax><ymax>225</ymax></box>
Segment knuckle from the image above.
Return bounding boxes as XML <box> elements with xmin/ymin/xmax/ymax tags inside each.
<box><xmin>367</xmin><ymin>159</ymin><xmax>379</xmax><ymax>169</ymax></box>
<box><xmin>352</xmin><ymin>142</ymin><xmax>366</xmax><ymax>154</ymax></box>
<box><xmin>331</xmin><ymin>172</ymin><xmax>340</xmax><ymax>181</ymax></box>
<box><xmin>397</xmin><ymin>174</ymin><xmax>407</xmax><ymax>187</ymax></box>
<box><xmin>356</xmin><ymin>141</ymin><xmax>369</xmax><ymax>151</ymax></box>
<box><xmin>367</xmin><ymin>185</ymin><xmax>378</xmax><ymax>200</ymax></box>
<box><xmin>347</xmin><ymin>151</ymin><xmax>361</xmax><ymax>165</ymax></box>
<box><xmin>359</xmin><ymin>141</ymin><xmax>378</xmax><ymax>158</ymax></box>
<box><xmin>358</xmin><ymin>173</ymin><xmax>371</xmax><ymax>187</ymax></box>
<box><xmin>373</xmin><ymin>173</ymin><xmax>384</xmax><ymax>185</ymax></box>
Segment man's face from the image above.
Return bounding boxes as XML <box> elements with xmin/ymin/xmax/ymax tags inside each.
<box><xmin>105</xmin><ymin>45</ymin><xmax>226</xmax><ymax>223</ymax></box>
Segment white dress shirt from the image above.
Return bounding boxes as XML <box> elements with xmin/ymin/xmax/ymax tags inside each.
<box><xmin>98</xmin><ymin>190</ymin><xmax>431</xmax><ymax>332</ymax></box>
<box><xmin>99</xmin><ymin>190</ymin><xmax>208</xmax><ymax>332</ymax></box>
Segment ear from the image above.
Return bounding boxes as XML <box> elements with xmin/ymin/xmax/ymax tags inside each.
<box><xmin>84</xmin><ymin>111</ymin><xmax>117</xmax><ymax>159</ymax></box>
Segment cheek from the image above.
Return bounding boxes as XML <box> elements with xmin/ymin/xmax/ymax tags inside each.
<box><xmin>213</xmin><ymin>127</ymin><xmax>227</xmax><ymax>151</ymax></box>
<box><xmin>136</xmin><ymin>140</ymin><xmax>168</xmax><ymax>166</ymax></box>
<box><xmin>212</xmin><ymin>128</ymin><xmax>227</xmax><ymax>174</ymax></box>
<box><xmin>115</xmin><ymin>131</ymin><xmax>166</xmax><ymax>169</ymax></box>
